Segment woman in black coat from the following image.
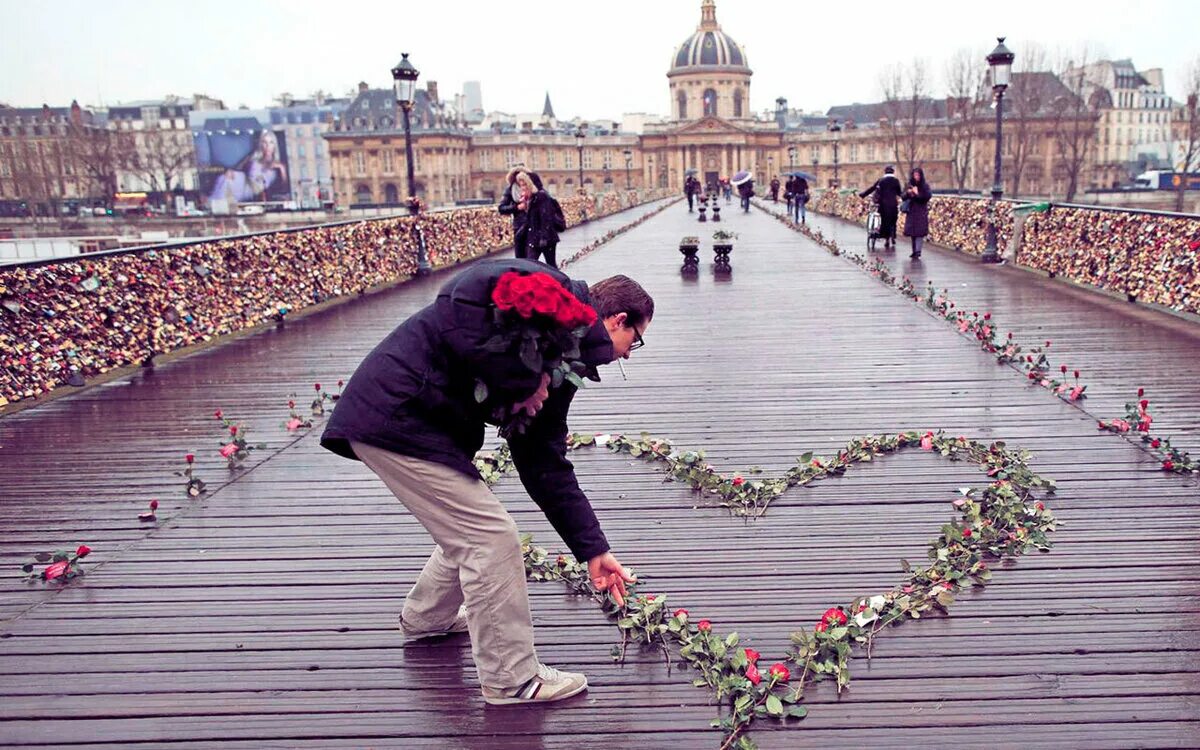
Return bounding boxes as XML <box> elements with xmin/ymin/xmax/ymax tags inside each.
<box><xmin>903</xmin><ymin>167</ymin><xmax>932</xmax><ymax>259</ymax></box>
<box><xmin>517</xmin><ymin>172</ymin><xmax>566</xmax><ymax>268</ymax></box>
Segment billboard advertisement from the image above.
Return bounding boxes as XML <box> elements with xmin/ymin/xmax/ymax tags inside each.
<box><xmin>193</xmin><ymin>116</ymin><xmax>290</xmax><ymax>207</ymax></box>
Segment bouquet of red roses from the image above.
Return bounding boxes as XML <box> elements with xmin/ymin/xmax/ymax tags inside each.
<box><xmin>475</xmin><ymin>271</ymin><xmax>598</xmax><ymax>437</ymax></box>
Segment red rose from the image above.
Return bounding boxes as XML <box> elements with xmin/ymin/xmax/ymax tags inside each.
<box><xmin>814</xmin><ymin>621</ymin><xmax>828</xmax><ymax>633</ymax></box>
<box><xmin>1137</xmin><ymin>387</ymin><xmax>1145</xmax><ymax>397</ymax></box>
<box><xmin>1151</xmin><ymin>439</ymin><xmax>1161</xmax><ymax>448</ymax></box>
<box><xmin>531</xmin><ymin>287</ymin><xmax>561</xmax><ymax>317</ymax></box>
<box><xmin>1163</xmin><ymin>460</ymin><xmax>1174</xmax><ymax>471</ymax></box>
<box><xmin>220</xmin><ymin>443</ymin><xmax>238</xmax><ymax>459</ymax></box>
<box><xmin>1140</xmin><ymin>399</ymin><xmax>1149</xmax><ymax>410</ymax></box>
<box><xmin>43</xmin><ymin>560</ymin><xmax>70</xmax><ymax>580</ymax></box>
<box><xmin>745</xmin><ymin>663</ymin><xmax>762</xmax><ymax>685</ymax></box>
<box><xmin>314</xmin><ymin>383</ymin><xmax>321</xmax><ymax>392</ymax></box>
<box><xmin>229</xmin><ymin>425</ymin><xmax>238</xmax><ymax>436</ymax></box>
<box><xmin>732</xmin><ymin>476</ymin><xmax>744</xmax><ymax>487</ymax></box>
<box><xmin>1060</xmin><ymin>364</ymin><xmax>1067</xmax><ymax>374</ymax></box>
<box><xmin>962</xmin><ymin>528</ymin><xmax>972</xmax><ymax>538</ymax></box>
<box><xmin>983</xmin><ymin>312</ymin><xmax>991</xmax><ymax>320</ymax></box>
<box><xmin>1035</xmin><ymin>502</ymin><xmax>1044</xmax><ymax>511</ymax></box>
<box><xmin>1045</xmin><ymin>340</ymin><xmax>1051</xmax><ymax>347</ymax></box>
<box><xmin>769</xmin><ymin>663</ymin><xmax>790</xmax><ymax>682</ymax></box>
<box><xmin>75</xmin><ymin>545</ymin><xmax>92</xmax><ymax>557</ymax></box>
<box><xmin>337</xmin><ymin>379</ymin><xmax>344</xmax><ymax>387</ymax></box>
<box><xmin>150</xmin><ymin>500</ymin><xmax>159</xmax><ymax>510</ymax></box>
<box><xmin>492</xmin><ymin>273</ymin><xmax>520</xmax><ymax>310</ymax></box>
<box><xmin>673</xmin><ymin>608</ymin><xmax>688</xmax><ymax>620</ymax></box>
<box><xmin>820</xmin><ymin>607</ymin><xmax>848</xmax><ymax>626</ymax></box>
<box><xmin>185</xmin><ymin>453</ymin><xmax>194</xmax><ymax>464</ymax></box>
<box><xmin>697</xmin><ymin>619</ymin><xmax>712</xmax><ymax>632</ymax></box>
<box><xmin>214</xmin><ymin>409</ymin><xmax>223</xmax><ymax>419</ymax></box>
<box><xmin>744</xmin><ymin>647</ymin><xmax>760</xmax><ymax>664</ymax></box>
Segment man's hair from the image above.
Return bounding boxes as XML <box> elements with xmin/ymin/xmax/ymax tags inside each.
<box><xmin>589</xmin><ymin>275</ymin><xmax>654</xmax><ymax>327</ymax></box>
<box><xmin>884</xmin><ymin>165</ymin><xmax>895</xmax><ymax>174</ymax></box>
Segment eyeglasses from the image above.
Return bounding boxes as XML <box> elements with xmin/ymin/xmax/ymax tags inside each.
<box><xmin>629</xmin><ymin>327</ymin><xmax>645</xmax><ymax>351</ymax></box>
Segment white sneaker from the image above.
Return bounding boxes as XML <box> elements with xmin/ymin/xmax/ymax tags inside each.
<box><xmin>399</xmin><ymin>605</ymin><xmax>469</xmax><ymax>641</ymax></box>
<box><xmin>482</xmin><ymin>663</ymin><xmax>588</xmax><ymax>705</ymax></box>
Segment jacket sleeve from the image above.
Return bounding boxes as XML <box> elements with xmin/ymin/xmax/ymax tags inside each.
<box><xmin>498</xmin><ymin>188</ymin><xmax>518</xmax><ymax>216</ymax></box>
<box><xmin>859</xmin><ymin>181</ymin><xmax>878</xmax><ymax>199</ymax></box>
<box><xmin>507</xmin><ymin>385</ymin><xmax>610</xmax><ymax>562</ymax></box>
<box><xmin>914</xmin><ymin>182</ymin><xmax>933</xmax><ymax>204</ymax></box>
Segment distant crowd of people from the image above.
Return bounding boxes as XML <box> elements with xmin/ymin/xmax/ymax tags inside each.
<box><xmin>0</xmin><ymin>189</ymin><xmax>668</xmax><ymax>406</ymax></box>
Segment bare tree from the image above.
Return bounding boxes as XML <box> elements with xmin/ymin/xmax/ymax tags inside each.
<box><xmin>1002</xmin><ymin>43</ymin><xmax>1052</xmax><ymax>199</ymax></box>
<box><xmin>880</xmin><ymin>59</ymin><xmax>932</xmax><ymax>175</ymax></box>
<box><xmin>1174</xmin><ymin>55</ymin><xmax>1200</xmax><ymax>213</ymax></box>
<box><xmin>66</xmin><ymin>123</ymin><xmax>133</xmax><ymax>205</ymax></box>
<box><xmin>1050</xmin><ymin>46</ymin><xmax>1101</xmax><ymax>202</ymax></box>
<box><xmin>944</xmin><ymin>48</ymin><xmax>985</xmax><ymax>192</ymax></box>
<box><xmin>129</xmin><ymin>129</ymin><xmax>195</xmax><ymax>200</ymax></box>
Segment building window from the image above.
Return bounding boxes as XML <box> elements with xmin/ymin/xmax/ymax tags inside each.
<box><xmin>546</xmin><ymin>150</ymin><xmax>556</xmax><ymax>169</ymax></box>
<box><xmin>564</xmin><ymin>151</ymin><xmax>573</xmax><ymax>169</ymax></box>
<box><xmin>602</xmin><ymin>150</ymin><xmax>613</xmax><ymax>168</ymax></box>
<box><xmin>530</xmin><ymin>150</ymin><xmax>539</xmax><ymax>169</ymax></box>
<box><xmin>382</xmin><ymin>149</ymin><xmax>394</xmax><ymax>174</ymax></box>
<box><xmin>353</xmin><ymin>151</ymin><xmax>366</xmax><ymax>175</ymax></box>
<box><xmin>677</xmin><ymin>90</ymin><xmax>687</xmax><ymax>119</ymax></box>
<box><xmin>582</xmin><ymin>149</ymin><xmax>593</xmax><ymax>168</ymax></box>
<box><xmin>703</xmin><ymin>89</ymin><xmax>718</xmax><ymax>117</ymax></box>
<box><xmin>355</xmin><ymin>183</ymin><xmax>372</xmax><ymax>203</ymax></box>
<box><xmin>733</xmin><ymin>90</ymin><xmax>743</xmax><ymax>118</ymax></box>
<box><xmin>504</xmin><ymin>148</ymin><xmax>517</xmax><ymax>166</ymax></box>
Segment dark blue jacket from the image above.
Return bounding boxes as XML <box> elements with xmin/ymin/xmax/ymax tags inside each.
<box><xmin>322</xmin><ymin>258</ymin><xmax>615</xmax><ymax>561</ymax></box>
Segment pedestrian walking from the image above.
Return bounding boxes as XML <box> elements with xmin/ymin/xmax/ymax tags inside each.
<box><xmin>859</xmin><ymin>166</ymin><xmax>903</xmax><ymax>250</ymax></box>
<box><xmin>903</xmin><ymin>167</ymin><xmax>932</xmax><ymax>259</ymax></box>
<box><xmin>685</xmin><ymin>175</ymin><xmax>700</xmax><ymax>212</ymax></box>
<box><xmin>788</xmin><ymin>175</ymin><xmax>810</xmax><ymax>223</ymax></box>
<box><xmin>519</xmin><ymin>171</ymin><xmax>566</xmax><ymax>268</ymax></box>
<box><xmin>769</xmin><ymin>177</ymin><xmax>781</xmax><ymax>202</ymax></box>
<box><xmin>498</xmin><ymin>167</ymin><xmax>533</xmax><ymax>259</ymax></box>
<box><xmin>737</xmin><ymin>179</ymin><xmax>754</xmax><ymax>213</ymax></box>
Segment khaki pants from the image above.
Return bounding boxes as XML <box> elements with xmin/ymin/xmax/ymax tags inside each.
<box><xmin>352</xmin><ymin>441</ymin><xmax>539</xmax><ymax>689</ymax></box>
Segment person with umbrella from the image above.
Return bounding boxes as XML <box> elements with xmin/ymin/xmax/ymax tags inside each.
<box><xmin>786</xmin><ymin>171</ymin><xmax>813</xmax><ymax>224</ymax></box>
<box><xmin>769</xmin><ymin>176</ymin><xmax>781</xmax><ymax>203</ymax></box>
<box><xmin>732</xmin><ymin>170</ymin><xmax>754</xmax><ymax>213</ymax></box>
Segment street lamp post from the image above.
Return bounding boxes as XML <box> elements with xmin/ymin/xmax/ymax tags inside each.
<box><xmin>812</xmin><ymin>154</ymin><xmax>818</xmax><ymax>182</ymax></box>
<box><xmin>982</xmin><ymin>37</ymin><xmax>1015</xmax><ymax>264</ymax></box>
<box><xmin>623</xmin><ymin>148</ymin><xmax>633</xmax><ymax>190</ymax></box>
<box><xmin>391</xmin><ymin>52</ymin><xmax>430</xmax><ymax>275</ymax></box>
<box><xmin>788</xmin><ymin>145</ymin><xmax>796</xmax><ymax>169</ymax></box>
<box><xmin>575</xmin><ymin>126</ymin><xmax>586</xmax><ymax>194</ymax></box>
<box><xmin>828</xmin><ymin>120</ymin><xmax>842</xmax><ymax>188</ymax></box>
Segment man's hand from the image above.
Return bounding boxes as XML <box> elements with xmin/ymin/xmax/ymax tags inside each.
<box><xmin>511</xmin><ymin>372</ymin><xmax>551</xmax><ymax>417</ymax></box>
<box><xmin>588</xmin><ymin>551</ymin><xmax>637</xmax><ymax>607</ymax></box>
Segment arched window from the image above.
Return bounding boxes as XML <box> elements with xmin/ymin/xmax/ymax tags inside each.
<box><xmin>384</xmin><ymin>183</ymin><xmax>399</xmax><ymax>204</ymax></box>
<box><xmin>733</xmin><ymin>89</ymin><xmax>743</xmax><ymax>118</ymax></box>
<box><xmin>677</xmin><ymin>90</ymin><xmax>688</xmax><ymax>119</ymax></box>
<box><xmin>354</xmin><ymin>184</ymin><xmax>372</xmax><ymax>204</ymax></box>
<box><xmin>703</xmin><ymin>89</ymin><xmax>718</xmax><ymax>117</ymax></box>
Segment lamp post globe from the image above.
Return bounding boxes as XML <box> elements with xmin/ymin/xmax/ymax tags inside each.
<box><xmin>982</xmin><ymin>37</ymin><xmax>1015</xmax><ymax>264</ymax></box>
<box><xmin>391</xmin><ymin>52</ymin><xmax>430</xmax><ymax>274</ymax></box>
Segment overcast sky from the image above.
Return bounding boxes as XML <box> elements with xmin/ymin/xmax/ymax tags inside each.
<box><xmin>2</xmin><ymin>0</ymin><xmax>1196</xmax><ymax>119</ymax></box>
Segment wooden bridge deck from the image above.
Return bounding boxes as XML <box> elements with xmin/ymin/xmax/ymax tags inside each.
<box><xmin>1</xmin><ymin>199</ymin><xmax>1198</xmax><ymax>749</ymax></box>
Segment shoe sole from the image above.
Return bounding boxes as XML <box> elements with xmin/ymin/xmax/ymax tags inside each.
<box><xmin>483</xmin><ymin>677</ymin><xmax>588</xmax><ymax>706</ymax></box>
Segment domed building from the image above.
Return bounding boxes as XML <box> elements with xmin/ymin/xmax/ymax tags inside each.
<box><xmin>668</xmin><ymin>0</ymin><xmax>752</xmax><ymax>121</ymax></box>
<box><xmin>642</xmin><ymin>0</ymin><xmax>783</xmax><ymax>192</ymax></box>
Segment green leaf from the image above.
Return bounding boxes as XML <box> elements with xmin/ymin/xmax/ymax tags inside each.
<box><xmin>725</xmin><ymin>632</ymin><xmax>739</xmax><ymax>648</ymax></box>
<box><xmin>482</xmin><ymin>334</ymin><xmax>510</xmax><ymax>353</ymax></box>
<box><xmin>798</xmin><ymin>452</ymin><xmax>813</xmax><ymax>464</ymax></box>
<box><xmin>519</xmin><ymin>338</ymin><xmax>543</xmax><ymax>372</ymax></box>
<box><xmin>550</xmin><ymin>368</ymin><xmax>564</xmax><ymax>388</ymax></box>
<box><xmin>564</xmin><ymin>371</ymin><xmax>585</xmax><ymax>388</ymax></box>
<box><xmin>788</xmin><ymin>706</ymin><xmax>809</xmax><ymax>719</ymax></box>
<box><xmin>473</xmin><ymin>380</ymin><xmax>489</xmax><ymax>403</ymax></box>
<box><xmin>900</xmin><ymin>558</ymin><xmax>911</xmax><ymax>572</ymax></box>
<box><xmin>766</xmin><ymin>694</ymin><xmax>784</xmax><ymax>717</ymax></box>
